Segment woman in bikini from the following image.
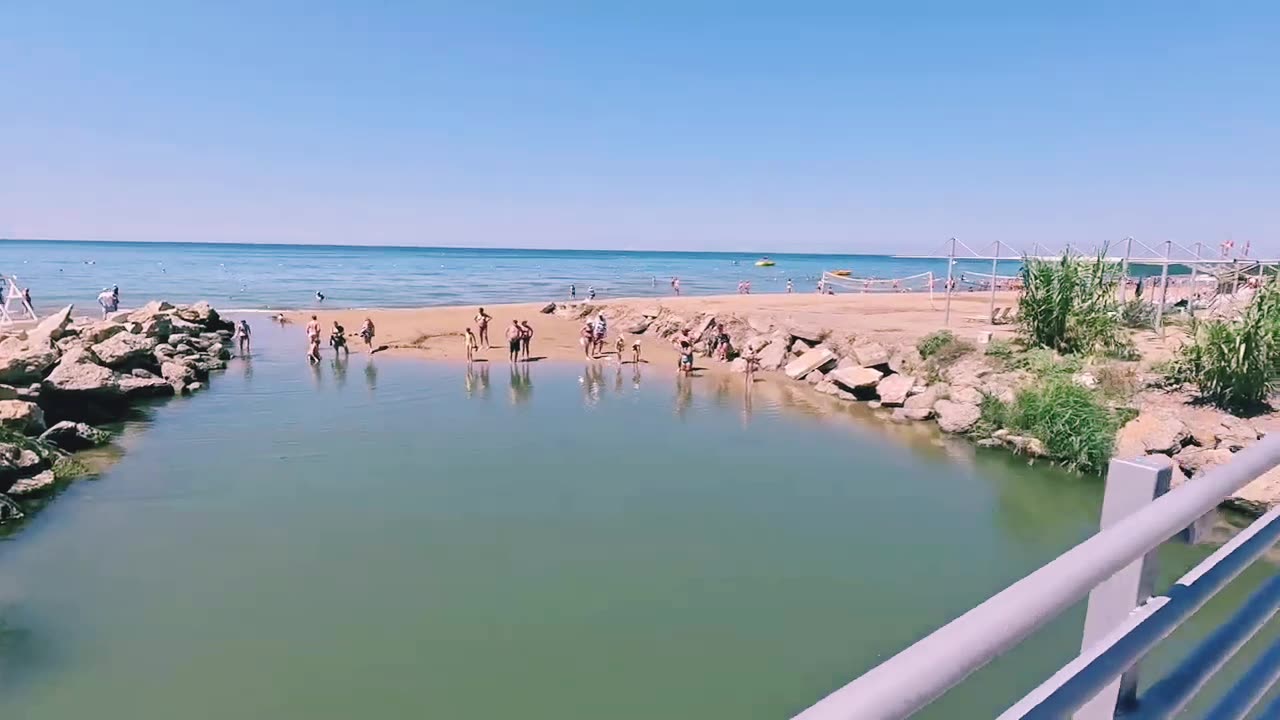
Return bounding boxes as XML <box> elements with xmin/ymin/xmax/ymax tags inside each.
<box><xmin>519</xmin><ymin>320</ymin><xmax>533</xmax><ymax>361</ymax></box>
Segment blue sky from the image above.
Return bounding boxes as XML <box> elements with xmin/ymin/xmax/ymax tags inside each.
<box><xmin>1</xmin><ymin>1</ymin><xmax>1275</xmax><ymax>253</ymax></box>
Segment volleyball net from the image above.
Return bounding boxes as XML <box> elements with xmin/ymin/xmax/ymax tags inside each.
<box><xmin>819</xmin><ymin>271</ymin><xmax>936</xmax><ymax>307</ymax></box>
<box><xmin>955</xmin><ymin>271</ymin><xmax>1022</xmax><ymax>290</ymax></box>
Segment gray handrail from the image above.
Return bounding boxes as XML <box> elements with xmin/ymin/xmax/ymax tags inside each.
<box><xmin>793</xmin><ymin>435</ymin><xmax>1280</xmax><ymax>720</ymax></box>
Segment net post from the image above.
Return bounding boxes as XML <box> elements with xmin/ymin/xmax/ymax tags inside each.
<box><xmin>1122</xmin><ymin>237</ymin><xmax>1133</xmax><ymax>303</ymax></box>
<box><xmin>1189</xmin><ymin>242</ymin><xmax>1202</xmax><ymax>319</ymax></box>
<box><xmin>944</xmin><ymin>238</ymin><xmax>956</xmax><ymax>326</ymax></box>
<box><xmin>1155</xmin><ymin>240</ymin><xmax>1172</xmax><ymax>336</ymax></box>
<box><xmin>988</xmin><ymin>241</ymin><xmax>1000</xmax><ymax>324</ymax></box>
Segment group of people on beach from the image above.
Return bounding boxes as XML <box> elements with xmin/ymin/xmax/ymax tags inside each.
<box><xmin>463</xmin><ymin>308</ymin><xmax>536</xmax><ymax>363</ymax></box>
<box><xmin>304</xmin><ymin>315</ymin><xmax>376</xmax><ymax>364</ymax></box>
<box><xmin>577</xmin><ymin>312</ymin><xmax>642</xmax><ymax>364</ymax></box>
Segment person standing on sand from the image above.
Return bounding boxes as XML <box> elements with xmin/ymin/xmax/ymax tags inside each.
<box><xmin>475</xmin><ymin>308</ymin><xmax>492</xmax><ymax>347</ymax></box>
<box><xmin>359</xmin><ymin>318</ymin><xmax>375</xmax><ymax>349</ymax></box>
<box><xmin>580</xmin><ymin>322</ymin><xmax>594</xmax><ymax>358</ymax></box>
<box><xmin>464</xmin><ymin>327</ymin><xmax>479</xmax><ymax>362</ymax></box>
<box><xmin>330</xmin><ymin>320</ymin><xmax>349</xmax><ymax>356</ymax></box>
<box><xmin>305</xmin><ymin>315</ymin><xmax>322</xmax><ymax>364</ymax></box>
<box><xmin>592</xmin><ymin>313</ymin><xmax>608</xmax><ymax>357</ymax></box>
<box><xmin>615</xmin><ymin>334</ymin><xmax>625</xmax><ymax>359</ymax></box>
<box><xmin>505</xmin><ymin>320</ymin><xmax>522</xmax><ymax>362</ymax></box>
<box><xmin>632</xmin><ymin>337</ymin><xmax>642</xmax><ymax>364</ymax></box>
<box><xmin>236</xmin><ymin>319</ymin><xmax>252</xmax><ymax>354</ymax></box>
<box><xmin>518</xmin><ymin>320</ymin><xmax>533</xmax><ymax>360</ymax></box>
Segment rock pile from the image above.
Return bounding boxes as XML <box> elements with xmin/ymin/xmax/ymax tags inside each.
<box><xmin>0</xmin><ymin>300</ymin><xmax>232</xmax><ymax>511</ymax></box>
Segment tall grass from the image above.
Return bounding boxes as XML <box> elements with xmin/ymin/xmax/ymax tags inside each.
<box><xmin>1170</xmin><ymin>281</ymin><xmax>1280</xmax><ymax>413</ymax></box>
<box><xmin>1018</xmin><ymin>251</ymin><xmax>1128</xmax><ymax>356</ymax></box>
<box><xmin>976</xmin><ymin>379</ymin><xmax>1123</xmax><ymax>474</ymax></box>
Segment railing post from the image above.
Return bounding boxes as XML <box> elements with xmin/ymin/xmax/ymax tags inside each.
<box><xmin>1075</xmin><ymin>457</ymin><xmax>1173</xmax><ymax>720</ymax></box>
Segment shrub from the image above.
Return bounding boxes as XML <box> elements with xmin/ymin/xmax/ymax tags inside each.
<box><xmin>1119</xmin><ymin>299</ymin><xmax>1155</xmax><ymax>329</ymax></box>
<box><xmin>984</xmin><ymin>339</ymin><xmax>1016</xmax><ymax>362</ymax></box>
<box><xmin>1168</xmin><ymin>282</ymin><xmax>1280</xmax><ymax>413</ymax></box>
<box><xmin>1018</xmin><ymin>251</ymin><xmax>1128</xmax><ymax>356</ymax></box>
<box><xmin>972</xmin><ymin>393</ymin><xmax>1009</xmax><ymax>439</ymax></box>
<box><xmin>1005</xmin><ymin>378</ymin><xmax>1121</xmax><ymax>474</ymax></box>
<box><xmin>1093</xmin><ymin>362</ymin><xmax>1138</xmax><ymax>399</ymax></box>
<box><xmin>1008</xmin><ymin>347</ymin><xmax>1082</xmax><ymax>378</ymax></box>
<box><xmin>918</xmin><ymin>330</ymin><xmax>957</xmax><ymax>359</ymax></box>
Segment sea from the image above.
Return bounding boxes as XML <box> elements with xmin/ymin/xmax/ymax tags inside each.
<box><xmin>6</xmin><ymin>238</ymin><xmax>1043</xmax><ymax>313</ymax></box>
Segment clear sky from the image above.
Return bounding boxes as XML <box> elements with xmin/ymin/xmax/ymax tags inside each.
<box><xmin>1</xmin><ymin>1</ymin><xmax>1276</xmax><ymax>253</ymax></box>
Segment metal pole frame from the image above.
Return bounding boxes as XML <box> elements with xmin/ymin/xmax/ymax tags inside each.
<box><xmin>988</xmin><ymin>241</ymin><xmax>1000</xmax><ymax>324</ymax></box>
<box><xmin>1122</xmin><ymin>237</ymin><xmax>1134</xmax><ymax>303</ymax></box>
<box><xmin>1154</xmin><ymin>240</ymin><xmax>1171</xmax><ymax>335</ymax></box>
<box><xmin>944</xmin><ymin>237</ymin><xmax>956</xmax><ymax>326</ymax></box>
<box><xmin>1189</xmin><ymin>242</ymin><xmax>1202</xmax><ymax>319</ymax></box>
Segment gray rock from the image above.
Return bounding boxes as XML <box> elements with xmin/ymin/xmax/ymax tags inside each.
<box><xmin>0</xmin><ymin>443</ymin><xmax>46</xmax><ymax>489</ymax></box>
<box><xmin>785</xmin><ymin>347</ymin><xmax>837</xmax><ymax>380</ymax></box>
<box><xmin>621</xmin><ymin>320</ymin><xmax>651</xmax><ymax>334</ymax></box>
<box><xmin>0</xmin><ymin>337</ymin><xmax>61</xmax><ymax>385</ymax></box>
<box><xmin>40</xmin><ymin>421</ymin><xmax>110</xmax><ymax>451</ymax></box>
<box><xmin>1116</xmin><ymin>414</ymin><xmax>1189</xmax><ymax>457</ymax></box>
<box><xmin>91</xmin><ymin>332</ymin><xmax>160</xmax><ymax>369</ymax></box>
<box><xmin>130</xmin><ymin>368</ymin><xmax>157</xmax><ymax>379</ymax></box>
<box><xmin>805</xmin><ymin>371</ymin><xmax>825</xmax><ymax>385</ymax></box>
<box><xmin>935</xmin><ymin>400</ymin><xmax>981</xmax><ymax>434</ymax></box>
<box><xmin>852</xmin><ymin>341</ymin><xmax>890</xmax><ymax>368</ymax></box>
<box><xmin>175</xmin><ymin>343</ymin><xmax>197</xmax><ymax>356</ymax></box>
<box><xmin>81</xmin><ymin>321</ymin><xmax>127</xmax><ymax>344</ymax></box>
<box><xmin>188</xmin><ymin>381</ymin><xmax>204</xmax><ymax>393</ymax></box>
<box><xmin>836</xmin><ymin>389</ymin><xmax>857</xmax><ymax>402</ymax></box>
<box><xmin>210</xmin><ymin>342</ymin><xmax>230</xmax><ymax>360</ymax></box>
<box><xmin>788</xmin><ymin>325</ymin><xmax>826</xmax><ymax>344</ymax></box>
<box><xmin>539</xmin><ymin>302</ymin><xmax>557</xmax><ymax>314</ymax></box>
<box><xmin>141</xmin><ymin>315</ymin><xmax>173</xmax><ymax>338</ymax></box>
<box><xmin>891</xmin><ymin>407</ymin><xmax>934</xmax><ymax>423</ymax></box>
<box><xmin>25</xmin><ymin>304</ymin><xmax>75</xmax><ymax>345</ymax></box>
<box><xmin>1174</xmin><ymin>446</ymin><xmax>1234</xmax><ymax>477</ymax></box>
<box><xmin>161</xmin><ymin>361</ymin><xmax>197</xmax><ymax>386</ymax></box>
<box><xmin>7</xmin><ymin>469</ymin><xmax>56</xmax><ymax>498</ymax></box>
<box><xmin>888</xmin><ymin>347</ymin><xmax>923</xmax><ymax>375</ymax></box>
<box><xmin>0</xmin><ymin>400</ymin><xmax>45</xmax><ymax>435</ymax></box>
<box><xmin>43</xmin><ymin>350</ymin><xmax>122</xmax><ymax>401</ymax></box>
<box><xmin>747</xmin><ymin>316</ymin><xmax>773</xmax><ymax>335</ymax></box>
<box><xmin>1217</xmin><ymin>417</ymin><xmax>1260</xmax><ymax>451</ymax></box>
<box><xmin>876</xmin><ymin>374</ymin><xmax>916</xmax><ymax>406</ymax></box>
<box><xmin>950</xmin><ymin>386</ymin><xmax>984</xmax><ymax>405</ymax></box>
<box><xmin>119</xmin><ymin>373</ymin><xmax>176</xmax><ymax>399</ymax></box>
<box><xmin>828</xmin><ymin>366</ymin><xmax>883</xmax><ymax>390</ymax></box>
<box><xmin>943</xmin><ymin>357</ymin><xmax>992</xmax><ymax>388</ymax></box>
<box><xmin>814</xmin><ymin>380</ymin><xmax>841</xmax><ymax>396</ymax></box>
<box><xmin>904</xmin><ymin>384</ymin><xmax>947</xmax><ymax>410</ymax></box>
<box><xmin>791</xmin><ymin>338</ymin><xmax>812</xmax><ymax>354</ymax></box>
<box><xmin>756</xmin><ymin>341</ymin><xmax>789</xmax><ymax>371</ymax></box>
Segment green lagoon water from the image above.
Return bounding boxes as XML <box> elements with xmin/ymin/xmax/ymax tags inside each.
<box><xmin>0</xmin><ymin>322</ymin><xmax>1275</xmax><ymax>719</ymax></box>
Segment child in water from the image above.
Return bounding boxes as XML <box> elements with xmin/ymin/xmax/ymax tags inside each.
<box><xmin>464</xmin><ymin>327</ymin><xmax>479</xmax><ymax>362</ymax></box>
<box><xmin>615</xmin><ymin>334</ymin><xmax>625</xmax><ymax>360</ymax></box>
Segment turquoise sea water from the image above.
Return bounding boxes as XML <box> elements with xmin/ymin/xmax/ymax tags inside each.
<box><xmin>0</xmin><ymin>322</ymin><xmax>1275</xmax><ymax>718</ymax></box>
<box><xmin>5</xmin><ymin>239</ymin><xmax>1031</xmax><ymax>313</ymax></box>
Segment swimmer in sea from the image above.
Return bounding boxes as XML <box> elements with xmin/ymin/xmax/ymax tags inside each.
<box><xmin>316</xmin><ymin>291</ymin><xmax>325</xmax><ymax>302</ymax></box>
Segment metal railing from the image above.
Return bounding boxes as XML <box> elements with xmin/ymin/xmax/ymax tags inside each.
<box><xmin>793</xmin><ymin>435</ymin><xmax>1280</xmax><ymax>720</ymax></box>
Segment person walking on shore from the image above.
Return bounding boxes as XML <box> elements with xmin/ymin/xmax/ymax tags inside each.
<box><xmin>570</xmin><ymin>283</ymin><xmax>576</xmax><ymax>299</ymax></box>
<box><xmin>330</xmin><ymin>320</ymin><xmax>349</xmax><ymax>356</ymax></box>
<box><xmin>464</xmin><ymin>327</ymin><xmax>479</xmax><ymax>362</ymax></box>
<box><xmin>236</xmin><ymin>319</ymin><xmax>252</xmax><ymax>354</ymax></box>
<box><xmin>359</xmin><ymin>318</ymin><xmax>375</xmax><ymax>349</ymax></box>
<box><xmin>519</xmin><ymin>320</ymin><xmax>533</xmax><ymax>361</ymax></box>
<box><xmin>505</xmin><ymin>320</ymin><xmax>522</xmax><ymax>362</ymax></box>
<box><xmin>475</xmin><ymin>308</ymin><xmax>492</xmax><ymax>347</ymax></box>
<box><xmin>305</xmin><ymin>315</ymin><xmax>322</xmax><ymax>364</ymax></box>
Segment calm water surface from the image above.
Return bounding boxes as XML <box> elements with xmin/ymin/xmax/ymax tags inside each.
<box><xmin>0</xmin><ymin>322</ymin><xmax>1273</xmax><ymax>719</ymax></box>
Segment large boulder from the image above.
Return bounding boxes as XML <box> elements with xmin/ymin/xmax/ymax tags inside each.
<box><xmin>788</xmin><ymin>325</ymin><xmax>826</xmax><ymax>344</ymax></box>
<box><xmin>1116</xmin><ymin>413</ymin><xmax>1189</xmax><ymax>457</ymax></box>
<box><xmin>891</xmin><ymin>407</ymin><xmax>934</xmax><ymax>422</ymax></box>
<box><xmin>944</xmin><ymin>357</ymin><xmax>992</xmax><ymax>388</ymax></box>
<box><xmin>852</xmin><ymin>342</ymin><xmax>890</xmax><ymax>368</ymax></box>
<box><xmin>39</xmin><ymin>421</ymin><xmax>111</xmax><ymax>451</ymax></box>
<box><xmin>119</xmin><ymin>373</ymin><xmax>176</xmax><ymax>399</ymax></box>
<box><xmin>829</xmin><ymin>366</ymin><xmax>883</xmax><ymax>391</ymax></box>
<box><xmin>756</xmin><ymin>340</ymin><xmax>789</xmax><ymax>371</ymax></box>
<box><xmin>161</xmin><ymin>361</ymin><xmax>198</xmax><ymax>387</ymax></box>
<box><xmin>1217</xmin><ymin>417</ymin><xmax>1260</xmax><ymax>451</ymax></box>
<box><xmin>0</xmin><ymin>400</ymin><xmax>45</xmax><ymax>435</ymax></box>
<box><xmin>1226</xmin><ymin>464</ymin><xmax>1280</xmax><ymax>517</ymax></box>
<box><xmin>904</xmin><ymin>383</ymin><xmax>947</xmax><ymax>410</ymax></box>
<box><xmin>1174</xmin><ymin>447</ymin><xmax>1234</xmax><ymax>477</ymax></box>
<box><xmin>141</xmin><ymin>315</ymin><xmax>174</xmax><ymax>339</ymax></box>
<box><xmin>876</xmin><ymin>374</ymin><xmax>916</xmax><ymax>406</ymax></box>
<box><xmin>91</xmin><ymin>332</ymin><xmax>160</xmax><ymax>369</ymax></box>
<box><xmin>176</xmin><ymin>301</ymin><xmax>221</xmax><ymax>327</ymax></box>
<box><xmin>25</xmin><ymin>305</ymin><xmax>75</xmax><ymax>345</ymax></box>
<box><xmin>785</xmin><ymin>347</ymin><xmax>837</xmax><ymax>380</ymax></box>
<box><xmin>81</xmin><ymin>321</ymin><xmax>128</xmax><ymax>344</ymax></box>
<box><xmin>888</xmin><ymin>347</ymin><xmax>923</xmax><ymax>375</ymax></box>
<box><xmin>950</xmin><ymin>386</ymin><xmax>984</xmax><ymax>405</ymax></box>
<box><xmin>0</xmin><ymin>443</ymin><xmax>46</xmax><ymax>492</ymax></box>
<box><xmin>935</xmin><ymin>400</ymin><xmax>981</xmax><ymax>434</ymax></box>
<box><xmin>0</xmin><ymin>337</ymin><xmax>60</xmax><ymax>385</ymax></box>
<box><xmin>41</xmin><ymin>348</ymin><xmax>126</xmax><ymax>422</ymax></box>
<box><xmin>8</xmin><ymin>469</ymin><xmax>56</xmax><ymax>498</ymax></box>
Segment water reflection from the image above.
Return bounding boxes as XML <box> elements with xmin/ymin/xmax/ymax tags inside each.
<box><xmin>331</xmin><ymin>354</ymin><xmax>348</xmax><ymax>389</ymax></box>
<box><xmin>508</xmin><ymin>364</ymin><xmax>533</xmax><ymax>405</ymax></box>
<box><xmin>580</xmin><ymin>362</ymin><xmax>603</xmax><ymax>407</ymax></box>
<box><xmin>363</xmin><ymin>360</ymin><xmax>378</xmax><ymax>392</ymax></box>
<box><xmin>464</xmin><ymin>363</ymin><xmax>490</xmax><ymax>399</ymax></box>
<box><xmin>674</xmin><ymin>374</ymin><xmax>693</xmax><ymax>419</ymax></box>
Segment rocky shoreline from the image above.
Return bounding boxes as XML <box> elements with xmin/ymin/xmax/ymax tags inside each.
<box><xmin>0</xmin><ymin>301</ymin><xmax>233</xmax><ymax>521</ymax></box>
<box><xmin>563</xmin><ymin>301</ymin><xmax>1280</xmax><ymax>516</ymax></box>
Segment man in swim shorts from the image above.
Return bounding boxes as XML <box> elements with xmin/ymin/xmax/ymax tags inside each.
<box><xmin>505</xmin><ymin>320</ymin><xmax>522</xmax><ymax>363</ymax></box>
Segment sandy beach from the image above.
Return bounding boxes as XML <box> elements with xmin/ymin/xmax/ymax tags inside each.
<box><xmin>283</xmin><ymin>290</ymin><xmax>1039</xmax><ymax>367</ymax></box>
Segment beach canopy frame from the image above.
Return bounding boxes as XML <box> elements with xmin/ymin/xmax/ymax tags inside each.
<box><xmin>0</xmin><ymin>275</ymin><xmax>38</xmax><ymax>328</ymax></box>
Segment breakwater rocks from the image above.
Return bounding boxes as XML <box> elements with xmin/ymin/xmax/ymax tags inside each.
<box><xmin>0</xmin><ymin>301</ymin><xmax>232</xmax><ymax>518</ymax></box>
<box><xmin>574</xmin><ymin>301</ymin><xmax>1280</xmax><ymax>515</ymax></box>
